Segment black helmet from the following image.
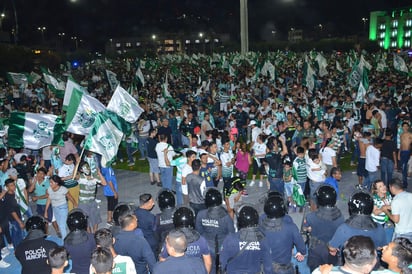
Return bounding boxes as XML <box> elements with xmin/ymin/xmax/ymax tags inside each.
<box><xmin>113</xmin><ymin>203</ymin><xmax>134</xmax><ymax>226</ymax></box>
<box><xmin>316</xmin><ymin>185</ymin><xmax>337</xmax><ymax>207</ymax></box>
<box><xmin>205</xmin><ymin>188</ymin><xmax>222</xmax><ymax>208</ymax></box>
<box><xmin>237</xmin><ymin>206</ymin><xmax>259</xmax><ymax>229</ymax></box>
<box><xmin>348</xmin><ymin>192</ymin><xmax>374</xmax><ymax>215</ymax></box>
<box><xmin>158</xmin><ymin>190</ymin><xmax>176</xmax><ymax>211</ymax></box>
<box><xmin>173</xmin><ymin>206</ymin><xmax>195</xmax><ymax>228</ymax></box>
<box><xmin>26</xmin><ymin>215</ymin><xmax>47</xmax><ymax>232</ymax></box>
<box><xmin>264</xmin><ymin>196</ymin><xmax>286</xmax><ymax>219</ymax></box>
<box><xmin>67</xmin><ymin>209</ymin><xmax>88</xmax><ymax>231</ymax></box>
<box><xmin>267</xmin><ymin>191</ymin><xmax>283</xmax><ymax>199</ymax></box>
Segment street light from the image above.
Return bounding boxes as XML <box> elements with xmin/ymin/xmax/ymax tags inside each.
<box><xmin>362</xmin><ymin>17</ymin><xmax>368</xmax><ymax>32</ymax></box>
<box><xmin>0</xmin><ymin>13</ymin><xmax>5</xmax><ymax>30</ymax></box>
<box><xmin>71</xmin><ymin>36</ymin><xmax>78</xmax><ymax>50</ymax></box>
<box><xmin>37</xmin><ymin>26</ymin><xmax>46</xmax><ymax>42</ymax></box>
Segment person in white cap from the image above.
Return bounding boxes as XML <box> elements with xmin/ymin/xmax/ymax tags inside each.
<box><xmin>249</xmin><ymin>120</ymin><xmax>261</xmax><ymax>148</ymax></box>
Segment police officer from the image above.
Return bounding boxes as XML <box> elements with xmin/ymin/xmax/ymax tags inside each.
<box><xmin>328</xmin><ymin>191</ymin><xmax>387</xmax><ymax>263</ymax></box>
<box><xmin>159</xmin><ymin>206</ymin><xmax>212</xmax><ymax>274</ymax></box>
<box><xmin>135</xmin><ymin>193</ymin><xmax>158</xmax><ymax>256</ymax></box>
<box><xmin>220</xmin><ymin>205</ymin><xmax>272</xmax><ymax>274</ymax></box>
<box><xmin>303</xmin><ymin>185</ymin><xmax>345</xmax><ymax>272</ymax></box>
<box><xmin>64</xmin><ymin>209</ymin><xmax>96</xmax><ymax>274</ymax></box>
<box><xmin>260</xmin><ymin>195</ymin><xmax>306</xmax><ymax>274</ymax></box>
<box><xmin>112</xmin><ymin>203</ymin><xmax>143</xmax><ymax>237</ymax></box>
<box><xmin>196</xmin><ymin>188</ymin><xmax>235</xmax><ymax>274</ymax></box>
<box><xmin>15</xmin><ymin>215</ymin><xmax>58</xmax><ymax>274</ymax></box>
<box><xmin>155</xmin><ymin>190</ymin><xmax>176</xmax><ymax>246</ymax></box>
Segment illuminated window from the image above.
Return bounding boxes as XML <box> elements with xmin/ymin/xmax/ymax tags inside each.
<box><xmin>405</xmin><ymin>40</ymin><xmax>411</xmax><ymax>47</ymax></box>
<box><xmin>115</xmin><ymin>43</ymin><xmax>121</xmax><ymax>48</ymax></box>
<box><xmin>391</xmin><ymin>41</ymin><xmax>397</xmax><ymax>47</ymax></box>
<box><xmin>391</xmin><ymin>30</ymin><xmax>397</xmax><ymax>37</ymax></box>
<box><xmin>392</xmin><ymin>20</ymin><xmax>398</xmax><ymax>28</ymax></box>
<box><xmin>136</xmin><ymin>42</ymin><xmax>141</xmax><ymax>46</ymax></box>
<box><xmin>379</xmin><ymin>41</ymin><xmax>384</xmax><ymax>47</ymax></box>
<box><xmin>379</xmin><ymin>24</ymin><xmax>386</xmax><ymax>30</ymax></box>
<box><xmin>125</xmin><ymin>42</ymin><xmax>131</xmax><ymax>47</ymax></box>
<box><xmin>195</xmin><ymin>39</ymin><xmax>200</xmax><ymax>43</ymax></box>
<box><xmin>406</xmin><ymin>20</ymin><xmax>412</xmax><ymax>27</ymax></box>
<box><xmin>380</xmin><ymin>32</ymin><xmax>385</xmax><ymax>38</ymax></box>
<box><xmin>406</xmin><ymin>30</ymin><xmax>411</xmax><ymax>38</ymax></box>
<box><xmin>185</xmin><ymin>40</ymin><xmax>190</xmax><ymax>44</ymax></box>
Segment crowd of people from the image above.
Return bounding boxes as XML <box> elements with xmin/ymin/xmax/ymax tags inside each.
<box><xmin>0</xmin><ymin>49</ymin><xmax>411</xmax><ymax>273</ymax></box>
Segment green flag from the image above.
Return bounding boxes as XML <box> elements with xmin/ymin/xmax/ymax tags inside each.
<box><xmin>8</xmin><ymin>112</ymin><xmax>65</xmax><ymax>149</ymax></box>
<box><xmin>107</xmin><ymin>85</ymin><xmax>144</xmax><ymax>123</ymax></box>
<box><xmin>83</xmin><ymin>112</ymin><xmax>125</xmax><ymax>167</ymax></box>
<box><xmin>6</xmin><ymin>72</ymin><xmax>28</xmax><ymax>85</ymax></box>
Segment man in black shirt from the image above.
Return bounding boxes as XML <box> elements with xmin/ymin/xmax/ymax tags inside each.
<box><xmin>3</xmin><ymin>178</ymin><xmax>25</xmax><ymax>248</ymax></box>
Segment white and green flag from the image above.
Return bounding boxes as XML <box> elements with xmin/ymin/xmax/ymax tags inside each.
<box><xmin>6</xmin><ymin>72</ymin><xmax>28</xmax><ymax>85</ymax></box>
<box><xmin>83</xmin><ymin>112</ymin><xmax>124</xmax><ymax>167</ymax></box>
<box><xmin>41</xmin><ymin>67</ymin><xmax>66</xmax><ymax>98</ymax></box>
<box><xmin>315</xmin><ymin>53</ymin><xmax>328</xmax><ymax>77</ymax></box>
<box><xmin>107</xmin><ymin>85</ymin><xmax>144</xmax><ymax>123</ymax></box>
<box><xmin>260</xmin><ymin>61</ymin><xmax>275</xmax><ymax>81</ymax></box>
<box><xmin>65</xmin><ymin>88</ymin><xmax>106</xmax><ymax>136</ymax></box>
<box><xmin>106</xmin><ymin>69</ymin><xmax>119</xmax><ymax>91</ymax></box>
<box><xmin>63</xmin><ymin>78</ymin><xmax>87</xmax><ymax>110</ymax></box>
<box><xmin>393</xmin><ymin>54</ymin><xmax>409</xmax><ymax>73</ymax></box>
<box><xmin>336</xmin><ymin>61</ymin><xmax>343</xmax><ymax>73</ymax></box>
<box><xmin>302</xmin><ymin>60</ymin><xmax>316</xmax><ymax>92</ymax></box>
<box><xmin>135</xmin><ymin>67</ymin><xmax>145</xmax><ymax>86</ymax></box>
<box><xmin>28</xmin><ymin>71</ymin><xmax>42</xmax><ymax>84</ymax></box>
<box><xmin>8</xmin><ymin>112</ymin><xmax>65</xmax><ymax>149</ymax></box>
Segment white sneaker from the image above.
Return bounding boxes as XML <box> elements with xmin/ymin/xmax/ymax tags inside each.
<box><xmin>259</xmin><ymin>181</ymin><xmax>263</xmax><ymax>188</ymax></box>
<box><xmin>95</xmin><ymin>199</ymin><xmax>102</xmax><ymax>203</ymax></box>
<box><xmin>250</xmin><ymin>181</ymin><xmax>255</xmax><ymax>187</ymax></box>
<box><xmin>1</xmin><ymin>248</ymin><xmax>10</xmax><ymax>257</ymax></box>
<box><xmin>0</xmin><ymin>259</ymin><xmax>10</xmax><ymax>268</ymax></box>
<box><xmin>7</xmin><ymin>244</ymin><xmax>13</xmax><ymax>250</ymax></box>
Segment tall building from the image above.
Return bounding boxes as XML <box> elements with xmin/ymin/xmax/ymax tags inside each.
<box><xmin>369</xmin><ymin>7</ymin><xmax>412</xmax><ymax>50</ymax></box>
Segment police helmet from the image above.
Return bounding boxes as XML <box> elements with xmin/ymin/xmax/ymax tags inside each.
<box><xmin>267</xmin><ymin>191</ymin><xmax>283</xmax><ymax>199</ymax></box>
<box><xmin>173</xmin><ymin>206</ymin><xmax>195</xmax><ymax>228</ymax></box>
<box><xmin>205</xmin><ymin>188</ymin><xmax>223</xmax><ymax>208</ymax></box>
<box><xmin>237</xmin><ymin>205</ymin><xmax>259</xmax><ymax>229</ymax></box>
<box><xmin>67</xmin><ymin>209</ymin><xmax>88</xmax><ymax>231</ymax></box>
<box><xmin>264</xmin><ymin>196</ymin><xmax>286</xmax><ymax>219</ymax></box>
<box><xmin>158</xmin><ymin>190</ymin><xmax>176</xmax><ymax>211</ymax></box>
<box><xmin>26</xmin><ymin>215</ymin><xmax>47</xmax><ymax>232</ymax></box>
<box><xmin>348</xmin><ymin>192</ymin><xmax>374</xmax><ymax>215</ymax></box>
<box><xmin>113</xmin><ymin>203</ymin><xmax>134</xmax><ymax>226</ymax></box>
<box><xmin>316</xmin><ymin>185</ymin><xmax>337</xmax><ymax>207</ymax></box>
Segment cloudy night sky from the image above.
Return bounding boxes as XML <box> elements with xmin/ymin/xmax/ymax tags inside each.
<box><xmin>1</xmin><ymin>0</ymin><xmax>411</xmax><ymax>49</ymax></box>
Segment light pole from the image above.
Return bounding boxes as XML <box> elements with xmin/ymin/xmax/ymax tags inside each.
<box><xmin>71</xmin><ymin>36</ymin><xmax>78</xmax><ymax>50</ymax></box>
<box><xmin>240</xmin><ymin>0</ymin><xmax>249</xmax><ymax>54</ymax></box>
<box><xmin>38</xmin><ymin>26</ymin><xmax>46</xmax><ymax>43</ymax></box>
<box><xmin>152</xmin><ymin>34</ymin><xmax>157</xmax><ymax>55</ymax></box>
<box><xmin>199</xmin><ymin>32</ymin><xmax>205</xmax><ymax>54</ymax></box>
<box><xmin>58</xmin><ymin>32</ymin><xmax>65</xmax><ymax>50</ymax></box>
<box><xmin>0</xmin><ymin>13</ymin><xmax>4</xmax><ymax>30</ymax></box>
<box><xmin>362</xmin><ymin>17</ymin><xmax>368</xmax><ymax>35</ymax></box>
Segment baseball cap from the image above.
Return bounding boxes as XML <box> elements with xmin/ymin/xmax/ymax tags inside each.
<box><xmin>248</xmin><ymin>120</ymin><xmax>257</xmax><ymax>126</ymax></box>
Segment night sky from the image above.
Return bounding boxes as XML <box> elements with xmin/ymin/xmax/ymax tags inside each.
<box><xmin>1</xmin><ymin>0</ymin><xmax>411</xmax><ymax>50</ymax></box>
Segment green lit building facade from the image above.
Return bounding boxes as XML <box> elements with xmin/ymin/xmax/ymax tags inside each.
<box><xmin>369</xmin><ymin>7</ymin><xmax>412</xmax><ymax>50</ymax></box>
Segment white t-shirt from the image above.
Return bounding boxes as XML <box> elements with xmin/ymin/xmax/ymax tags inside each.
<box><xmin>58</xmin><ymin>163</ymin><xmax>74</xmax><ymax>178</ymax></box>
<box><xmin>181</xmin><ymin>164</ymin><xmax>193</xmax><ymax>195</ymax></box>
<box><xmin>89</xmin><ymin>254</ymin><xmax>136</xmax><ymax>274</ymax></box>
<box><xmin>319</xmin><ymin>147</ymin><xmax>336</xmax><ymax>166</ymax></box>
<box><xmin>251</xmin><ymin>127</ymin><xmax>262</xmax><ymax>143</ymax></box>
<box><xmin>391</xmin><ymin>191</ymin><xmax>412</xmax><ymax>234</ymax></box>
<box><xmin>42</xmin><ymin>146</ymin><xmax>53</xmax><ymax>161</ymax></box>
<box><xmin>365</xmin><ymin>145</ymin><xmax>380</xmax><ymax>172</ymax></box>
<box><xmin>307</xmin><ymin>159</ymin><xmax>325</xmax><ymax>182</ymax></box>
<box><xmin>252</xmin><ymin>142</ymin><xmax>266</xmax><ymax>159</ymax></box>
<box><xmin>155</xmin><ymin>142</ymin><xmax>176</xmax><ymax>168</ymax></box>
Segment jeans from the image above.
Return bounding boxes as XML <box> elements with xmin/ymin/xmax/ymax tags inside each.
<box><xmin>269</xmin><ymin>177</ymin><xmax>284</xmax><ymax>195</ymax></box>
<box><xmin>172</xmin><ymin>133</ymin><xmax>181</xmax><ymax>149</ymax></box>
<box><xmin>175</xmin><ymin>180</ymin><xmax>183</xmax><ymax>206</ymax></box>
<box><xmin>53</xmin><ymin>204</ymin><xmax>69</xmax><ymax>239</ymax></box>
<box><xmin>181</xmin><ymin>134</ymin><xmax>190</xmax><ymax>147</ymax></box>
<box><xmin>364</xmin><ymin>171</ymin><xmax>378</xmax><ymax>191</ymax></box>
<box><xmin>126</xmin><ymin>142</ymin><xmax>136</xmax><ymax>163</ymax></box>
<box><xmin>160</xmin><ymin>167</ymin><xmax>173</xmax><ymax>190</ymax></box>
<box><xmin>351</xmin><ymin>141</ymin><xmax>360</xmax><ymax>163</ymax></box>
<box><xmin>380</xmin><ymin>157</ymin><xmax>394</xmax><ymax>186</ymax></box>
<box><xmin>10</xmin><ymin>220</ymin><xmax>25</xmax><ymax>247</ymax></box>
<box><xmin>138</xmin><ymin>136</ymin><xmax>148</xmax><ymax>159</ymax></box>
<box><xmin>273</xmin><ymin>262</ymin><xmax>294</xmax><ymax>274</ymax></box>
<box><xmin>399</xmin><ymin>150</ymin><xmax>410</xmax><ymax>187</ymax></box>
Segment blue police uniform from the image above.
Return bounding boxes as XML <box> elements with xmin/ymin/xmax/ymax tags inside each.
<box><xmin>160</xmin><ymin>227</ymin><xmax>210</xmax><ymax>260</ymax></box>
<box><xmin>155</xmin><ymin>207</ymin><xmax>175</xmax><ymax>245</ymax></box>
<box><xmin>304</xmin><ymin>207</ymin><xmax>344</xmax><ymax>271</ymax></box>
<box><xmin>114</xmin><ymin>230</ymin><xmax>156</xmax><ymax>274</ymax></box>
<box><xmin>196</xmin><ymin>206</ymin><xmax>235</xmax><ymax>274</ymax></box>
<box><xmin>220</xmin><ymin>227</ymin><xmax>272</xmax><ymax>274</ymax></box>
<box><xmin>135</xmin><ymin>207</ymin><xmax>159</xmax><ymax>255</ymax></box>
<box><xmin>260</xmin><ymin>216</ymin><xmax>306</xmax><ymax>274</ymax></box>
<box><xmin>153</xmin><ymin>255</ymin><xmax>207</xmax><ymax>274</ymax></box>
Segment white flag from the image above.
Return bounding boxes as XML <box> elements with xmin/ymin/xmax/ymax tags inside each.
<box><xmin>106</xmin><ymin>69</ymin><xmax>119</xmax><ymax>91</ymax></box>
<box><xmin>65</xmin><ymin>88</ymin><xmax>106</xmax><ymax>135</ymax></box>
<box><xmin>83</xmin><ymin>112</ymin><xmax>124</xmax><ymax>167</ymax></box>
<box><xmin>8</xmin><ymin>112</ymin><xmax>65</xmax><ymax>150</ymax></box>
<box><xmin>135</xmin><ymin>67</ymin><xmax>145</xmax><ymax>86</ymax></box>
<box><xmin>63</xmin><ymin>78</ymin><xmax>87</xmax><ymax>110</ymax></box>
<box><xmin>393</xmin><ymin>54</ymin><xmax>409</xmax><ymax>73</ymax></box>
<box><xmin>107</xmin><ymin>85</ymin><xmax>144</xmax><ymax>123</ymax></box>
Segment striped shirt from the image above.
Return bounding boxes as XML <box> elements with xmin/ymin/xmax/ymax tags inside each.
<box><xmin>293</xmin><ymin>157</ymin><xmax>307</xmax><ymax>184</ymax></box>
<box><xmin>371</xmin><ymin>192</ymin><xmax>392</xmax><ymax>224</ymax></box>
<box><xmin>78</xmin><ymin>176</ymin><xmax>99</xmax><ymax>203</ymax></box>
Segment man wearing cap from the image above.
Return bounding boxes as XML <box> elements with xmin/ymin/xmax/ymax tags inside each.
<box><xmin>249</xmin><ymin>120</ymin><xmax>261</xmax><ymax>147</ymax></box>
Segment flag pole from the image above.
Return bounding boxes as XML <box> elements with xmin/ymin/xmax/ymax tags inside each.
<box><xmin>72</xmin><ymin>146</ymin><xmax>86</xmax><ymax>180</ymax></box>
